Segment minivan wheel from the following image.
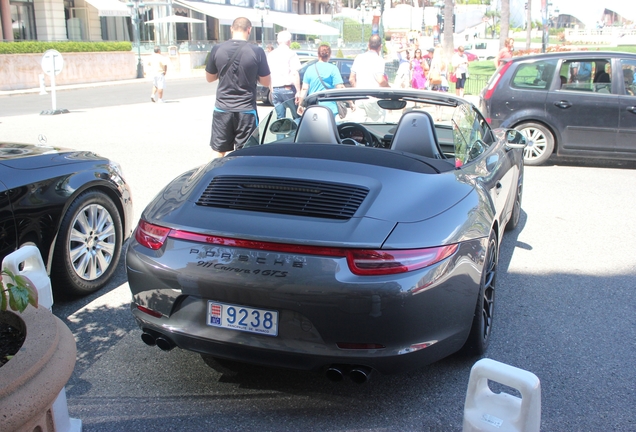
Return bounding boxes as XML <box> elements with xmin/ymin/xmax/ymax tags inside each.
<box><xmin>517</xmin><ymin>122</ymin><xmax>554</xmax><ymax>166</ymax></box>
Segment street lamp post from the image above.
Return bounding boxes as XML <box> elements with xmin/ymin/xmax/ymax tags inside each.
<box><xmin>357</xmin><ymin>0</ymin><xmax>368</xmax><ymax>44</ymax></box>
<box><xmin>254</xmin><ymin>0</ymin><xmax>270</xmax><ymax>48</ymax></box>
<box><xmin>127</xmin><ymin>0</ymin><xmax>146</xmax><ymax>79</ymax></box>
<box><xmin>541</xmin><ymin>1</ymin><xmax>553</xmax><ymax>53</ymax></box>
<box><xmin>329</xmin><ymin>0</ymin><xmax>335</xmax><ymax>20</ymax></box>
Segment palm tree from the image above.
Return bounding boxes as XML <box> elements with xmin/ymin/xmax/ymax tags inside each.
<box><xmin>484</xmin><ymin>9</ymin><xmax>499</xmax><ymax>39</ymax></box>
<box><xmin>499</xmin><ymin>0</ymin><xmax>510</xmax><ymax>49</ymax></box>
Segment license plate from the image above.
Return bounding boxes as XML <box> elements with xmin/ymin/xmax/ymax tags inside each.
<box><xmin>207</xmin><ymin>301</ymin><xmax>278</xmax><ymax>336</ymax></box>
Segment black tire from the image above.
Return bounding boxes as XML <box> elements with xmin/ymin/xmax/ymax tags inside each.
<box><xmin>505</xmin><ymin>168</ymin><xmax>523</xmax><ymax>232</ymax></box>
<box><xmin>462</xmin><ymin>230</ymin><xmax>497</xmax><ymax>356</ymax></box>
<box><xmin>51</xmin><ymin>190</ymin><xmax>123</xmax><ymax>296</ymax></box>
<box><xmin>517</xmin><ymin>122</ymin><xmax>555</xmax><ymax>166</ymax></box>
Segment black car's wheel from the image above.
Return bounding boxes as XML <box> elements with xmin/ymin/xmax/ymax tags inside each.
<box><xmin>517</xmin><ymin>122</ymin><xmax>554</xmax><ymax>166</ymax></box>
<box><xmin>505</xmin><ymin>168</ymin><xmax>523</xmax><ymax>232</ymax></box>
<box><xmin>51</xmin><ymin>190</ymin><xmax>123</xmax><ymax>296</ymax></box>
<box><xmin>462</xmin><ymin>231</ymin><xmax>497</xmax><ymax>356</ymax></box>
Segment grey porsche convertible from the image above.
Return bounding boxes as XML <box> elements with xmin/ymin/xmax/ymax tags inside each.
<box><xmin>126</xmin><ymin>89</ymin><xmax>527</xmax><ymax>383</ymax></box>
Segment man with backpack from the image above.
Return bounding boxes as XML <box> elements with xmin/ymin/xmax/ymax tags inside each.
<box><xmin>205</xmin><ymin>17</ymin><xmax>271</xmax><ymax>158</ymax></box>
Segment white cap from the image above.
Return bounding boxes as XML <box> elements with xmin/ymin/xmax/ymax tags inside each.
<box><xmin>277</xmin><ymin>30</ymin><xmax>292</xmax><ymax>44</ymax></box>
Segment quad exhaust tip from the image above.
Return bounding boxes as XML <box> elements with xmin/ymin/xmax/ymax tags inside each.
<box><xmin>141</xmin><ymin>331</ymin><xmax>176</xmax><ymax>351</ymax></box>
<box><xmin>326</xmin><ymin>364</ymin><xmax>372</xmax><ymax>384</ymax></box>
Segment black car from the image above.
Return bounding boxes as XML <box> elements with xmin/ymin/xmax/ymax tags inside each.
<box><xmin>257</xmin><ymin>57</ymin><xmax>353</xmax><ymax>105</ymax></box>
<box><xmin>480</xmin><ymin>51</ymin><xmax>636</xmax><ymax>165</ymax></box>
<box><xmin>0</xmin><ymin>142</ymin><xmax>134</xmax><ymax>296</ymax></box>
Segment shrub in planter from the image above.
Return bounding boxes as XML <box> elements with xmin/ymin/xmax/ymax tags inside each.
<box><xmin>1</xmin><ymin>269</ymin><xmax>37</xmax><ymax>365</ymax></box>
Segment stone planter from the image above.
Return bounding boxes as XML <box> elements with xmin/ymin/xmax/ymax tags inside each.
<box><xmin>0</xmin><ymin>306</ymin><xmax>77</xmax><ymax>432</ymax></box>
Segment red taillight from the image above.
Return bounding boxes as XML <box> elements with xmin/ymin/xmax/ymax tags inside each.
<box><xmin>483</xmin><ymin>61</ymin><xmax>512</xmax><ymax>101</ymax></box>
<box><xmin>136</xmin><ymin>304</ymin><xmax>163</xmax><ymax>318</ymax></box>
<box><xmin>337</xmin><ymin>343</ymin><xmax>386</xmax><ymax>350</ymax></box>
<box><xmin>346</xmin><ymin>244</ymin><xmax>458</xmax><ymax>276</ymax></box>
<box><xmin>135</xmin><ymin>220</ymin><xmax>171</xmax><ymax>250</ymax></box>
<box><xmin>136</xmin><ymin>220</ymin><xmax>458</xmax><ymax>275</ymax></box>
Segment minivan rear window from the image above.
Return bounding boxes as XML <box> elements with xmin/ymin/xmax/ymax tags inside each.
<box><xmin>510</xmin><ymin>60</ymin><xmax>558</xmax><ymax>90</ymax></box>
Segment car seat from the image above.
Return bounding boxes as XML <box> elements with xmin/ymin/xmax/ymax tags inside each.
<box><xmin>390</xmin><ymin>110</ymin><xmax>444</xmax><ymax>159</ymax></box>
<box><xmin>295</xmin><ymin>105</ymin><xmax>340</xmax><ymax>144</ymax></box>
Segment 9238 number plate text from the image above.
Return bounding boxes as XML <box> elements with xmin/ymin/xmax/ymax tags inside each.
<box><xmin>207</xmin><ymin>301</ymin><xmax>278</xmax><ymax>336</ymax></box>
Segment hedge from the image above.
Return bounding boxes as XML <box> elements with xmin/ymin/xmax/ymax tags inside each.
<box><xmin>0</xmin><ymin>41</ymin><xmax>132</xmax><ymax>54</ymax></box>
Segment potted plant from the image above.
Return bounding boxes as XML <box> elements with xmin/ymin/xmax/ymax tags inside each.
<box><xmin>0</xmin><ymin>268</ymin><xmax>79</xmax><ymax>431</ymax></box>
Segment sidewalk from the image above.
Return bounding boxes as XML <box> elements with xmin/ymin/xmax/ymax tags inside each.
<box><xmin>0</xmin><ymin>68</ymin><xmax>207</xmax><ymax>97</ymax></box>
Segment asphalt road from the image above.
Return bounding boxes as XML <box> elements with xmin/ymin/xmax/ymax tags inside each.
<box><xmin>1</xmin><ymin>81</ymin><xmax>635</xmax><ymax>431</ymax></box>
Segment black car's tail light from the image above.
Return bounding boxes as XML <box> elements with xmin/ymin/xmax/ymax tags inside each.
<box><xmin>136</xmin><ymin>220</ymin><xmax>458</xmax><ymax>275</ymax></box>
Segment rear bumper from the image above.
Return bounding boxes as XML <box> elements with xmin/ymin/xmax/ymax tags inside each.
<box><xmin>132</xmin><ymin>307</ymin><xmax>467</xmax><ymax>374</ymax></box>
<box><xmin>127</xmin><ymin>238</ymin><xmax>487</xmax><ymax>374</ymax></box>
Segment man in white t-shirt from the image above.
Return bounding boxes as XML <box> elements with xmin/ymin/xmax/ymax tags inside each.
<box><xmin>350</xmin><ymin>35</ymin><xmax>389</xmax><ymax>121</ymax></box>
<box><xmin>267</xmin><ymin>30</ymin><xmax>302</xmax><ymax>118</ymax></box>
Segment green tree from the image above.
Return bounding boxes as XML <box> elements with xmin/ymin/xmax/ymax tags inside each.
<box><xmin>484</xmin><ymin>10</ymin><xmax>500</xmax><ymax>39</ymax></box>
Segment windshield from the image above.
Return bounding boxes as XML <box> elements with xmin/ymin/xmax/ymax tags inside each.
<box><xmin>247</xmin><ymin>90</ymin><xmax>493</xmax><ymax>169</ymax></box>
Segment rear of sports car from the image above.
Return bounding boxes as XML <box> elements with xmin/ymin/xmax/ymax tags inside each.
<box><xmin>126</xmin><ymin>144</ymin><xmax>492</xmax><ymax>376</ymax></box>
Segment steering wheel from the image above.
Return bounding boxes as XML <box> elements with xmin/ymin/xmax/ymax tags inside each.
<box><xmin>337</xmin><ymin>123</ymin><xmax>374</xmax><ymax>147</ymax></box>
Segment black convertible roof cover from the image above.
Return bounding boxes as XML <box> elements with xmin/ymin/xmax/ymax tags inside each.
<box><xmin>232</xmin><ymin>143</ymin><xmax>455</xmax><ymax>174</ymax></box>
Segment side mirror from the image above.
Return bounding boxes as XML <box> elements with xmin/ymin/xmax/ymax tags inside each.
<box><xmin>504</xmin><ymin>129</ymin><xmax>528</xmax><ymax>150</ymax></box>
<box><xmin>269</xmin><ymin>118</ymin><xmax>298</xmax><ymax>135</ymax></box>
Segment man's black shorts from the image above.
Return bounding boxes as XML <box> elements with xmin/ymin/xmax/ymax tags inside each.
<box><xmin>210</xmin><ymin>110</ymin><xmax>258</xmax><ymax>153</ymax></box>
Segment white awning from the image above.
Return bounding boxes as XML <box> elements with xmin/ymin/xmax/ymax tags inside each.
<box><xmin>174</xmin><ymin>0</ymin><xmax>339</xmax><ymax>35</ymax></box>
<box><xmin>268</xmin><ymin>11</ymin><xmax>339</xmax><ymax>36</ymax></box>
<box><xmin>84</xmin><ymin>0</ymin><xmax>129</xmax><ymax>17</ymax></box>
<box><xmin>174</xmin><ymin>0</ymin><xmax>272</xmax><ymax>27</ymax></box>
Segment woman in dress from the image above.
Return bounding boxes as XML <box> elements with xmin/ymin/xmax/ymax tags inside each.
<box><xmin>410</xmin><ymin>49</ymin><xmax>428</xmax><ymax>90</ymax></box>
<box><xmin>297</xmin><ymin>43</ymin><xmax>345</xmax><ymax>117</ymax></box>
<box><xmin>394</xmin><ymin>40</ymin><xmax>411</xmax><ymax>89</ymax></box>
<box><xmin>428</xmin><ymin>47</ymin><xmax>449</xmax><ymax>120</ymax></box>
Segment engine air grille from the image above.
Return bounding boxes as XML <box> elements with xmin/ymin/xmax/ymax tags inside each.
<box><xmin>196</xmin><ymin>176</ymin><xmax>369</xmax><ymax>220</ymax></box>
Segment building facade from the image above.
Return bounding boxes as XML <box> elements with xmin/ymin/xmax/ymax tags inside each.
<box><xmin>0</xmin><ymin>0</ymin><xmax>340</xmax><ymax>43</ymax></box>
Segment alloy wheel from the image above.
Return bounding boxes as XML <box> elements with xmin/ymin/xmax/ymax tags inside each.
<box><xmin>68</xmin><ymin>203</ymin><xmax>117</xmax><ymax>281</ymax></box>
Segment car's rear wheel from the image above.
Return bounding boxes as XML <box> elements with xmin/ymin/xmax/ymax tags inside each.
<box><xmin>505</xmin><ymin>168</ymin><xmax>523</xmax><ymax>232</ymax></box>
<box><xmin>462</xmin><ymin>230</ymin><xmax>497</xmax><ymax>356</ymax></box>
<box><xmin>517</xmin><ymin>122</ymin><xmax>554</xmax><ymax>166</ymax></box>
<box><xmin>51</xmin><ymin>190</ymin><xmax>123</xmax><ymax>296</ymax></box>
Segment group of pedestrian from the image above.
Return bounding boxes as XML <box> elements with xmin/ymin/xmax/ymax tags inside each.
<box><xmin>148</xmin><ymin>17</ymin><xmax>477</xmax><ymax>159</ymax></box>
<box><xmin>393</xmin><ymin>39</ymin><xmax>471</xmax><ymax>98</ymax></box>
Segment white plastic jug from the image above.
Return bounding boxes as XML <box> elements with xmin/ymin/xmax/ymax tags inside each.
<box><xmin>2</xmin><ymin>245</ymin><xmax>53</xmax><ymax>310</ymax></box>
<box><xmin>463</xmin><ymin>358</ymin><xmax>541</xmax><ymax>432</ymax></box>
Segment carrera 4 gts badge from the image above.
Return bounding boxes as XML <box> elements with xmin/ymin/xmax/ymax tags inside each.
<box><xmin>196</xmin><ymin>261</ymin><xmax>289</xmax><ymax>277</ymax></box>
